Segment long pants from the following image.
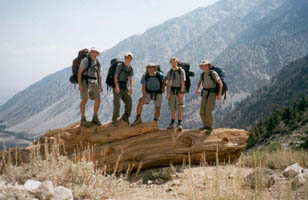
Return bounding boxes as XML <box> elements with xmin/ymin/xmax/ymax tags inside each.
<box><xmin>200</xmin><ymin>91</ymin><xmax>217</xmax><ymax>129</ymax></box>
<box><xmin>112</xmin><ymin>88</ymin><xmax>132</xmax><ymax>121</ymax></box>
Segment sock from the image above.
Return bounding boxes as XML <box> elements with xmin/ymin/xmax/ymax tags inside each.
<box><xmin>154</xmin><ymin>118</ymin><xmax>158</xmax><ymax>121</ymax></box>
<box><xmin>137</xmin><ymin>114</ymin><xmax>141</xmax><ymax>119</ymax></box>
<box><xmin>81</xmin><ymin>115</ymin><xmax>86</xmax><ymax>121</ymax></box>
<box><xmin>178</xmin><ymin>120</ymin><xmax>182</xmax><ymax>125</ymax></box>
<box><xmin>171</xmin><ymin>119</ymin><xmax>175</xmax><ymax>124</ymax></box>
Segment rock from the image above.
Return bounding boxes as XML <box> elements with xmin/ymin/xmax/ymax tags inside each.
<box><xmin>35</xmin><ymin>180</ymin><xmax>55</xmax><ymax>200</ymax></box>
<box><xmin>0</xmin><ymin>181</ymin><xmax>6</xmax><ymax>187</ymax></box>
<box><xmin>283</xmin><ymin>163</ymin><xmax>304</xmax><ymax>178</ymax></box>
<box><xmin>24</xmin><ymin>180</ymin><xmax>41</xmax><ymax>192</ymax></box>
<box><xmin>52</xmin><ymin>186</ymin><xmax>73</xmax><ymax>200</ymax></box>
<box><xmin>291</xmin><ymin>174</ymin><xmax>306</xmax><ymax>190</ymax></box>
<box><xmin>246</xmin><ymin>169</ymin><xmax>276</xmax><ymax>189</ymax></box>
<box><xmin>171</xmin><ymin>179</ymin><xmax>180</xmax><ymax>186</ymax></box>
<box><xmin>0</xmin><ymin>194</ymin><xmax>6</xmax><ymax>200</ymax></box>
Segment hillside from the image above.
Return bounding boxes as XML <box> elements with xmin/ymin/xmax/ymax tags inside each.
<box><xmin>219</xmin><ymin>55</ymin><xmax>308</xmax><ymax>129</ymax></box>
<box><xmin>247</xmin><ymin>96</ymin><xmax>308</xmax><ymax>150</ymax></box>
<box><xmin>1</xmin><ymin>0</ymin><xmax>308</xmax><ymax>141</ymax></box>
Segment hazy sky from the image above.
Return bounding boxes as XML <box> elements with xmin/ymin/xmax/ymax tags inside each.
<box><xmin>0</xmin><ymin>0</ymin><xmax>218</xmax><ymax>98</ymax></box>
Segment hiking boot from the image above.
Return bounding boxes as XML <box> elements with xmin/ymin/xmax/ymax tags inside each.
<box><xmin>121</xmin><ymin>117</ymin><xmax>130</xmax><ymax>125</ymax></box>
<box><xmin>177</xmin><ymin>125</ymin><xmax>183</xmax><ymax>132</ymax></box>
<box><xmin>205</xmin><ymin>129</ymin><xmax>213</xmax><ymax>135</ymax></box>
<box><xmin>199</xmin><ymin>127</ymin><xmax>209</xmax><ymax>131</ymax></box>
<box><xmin>92</xmin><ymin>115</ymin><xmax>101</xmax><ymax>126</ymax></box>
<box><xmin>132</xmin><ymin>117</ymin><xmax>142</xmax><ymax>126</ymax></box>
<box><xmin>80</xmin><ymin>117</ymin><xmax>91</xmax><ymax>128</ymax></box>
<box><xmin>167</xmin><ymin>123</ymin><xmax>175</xmax><ymax>130</ymax></box>
<box><xmin>112</xmin><ymin>120</ymin><xmax>120</xmax><ymax>127</ymax></box>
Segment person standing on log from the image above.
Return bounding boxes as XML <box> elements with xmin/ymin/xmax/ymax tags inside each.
<box><xmin>112</xmin><ymin>52</ymin><xmax>134</xmax><ymax>126</ymax></box>
<box><xmin>166</xmin><ymin>57</ymin><xmax>186</xmax><ymax>131</ymax></box>
<box><xmin>132</xmin><ymin>63</ymin><xmax>166</xmax><ymax>126</ymax></box>
<box><xmin>195</xmin><ymin>60</ymin><xmax>223</xmax><ymax>134</ymax></box>
<box><xmin>78</xmin><ymin>47</ymin><xmax>103</xmax><ymax>127</ymax></box>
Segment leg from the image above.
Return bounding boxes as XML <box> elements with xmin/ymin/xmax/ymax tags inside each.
<box><xmin>154</xmin><ymin>94</ymin><xmax>162</xmax><ymax>121</ymax></box>
<box><xmin>80</xmin><ymin>99</ymin><xmax>88</xmax><ymax>118</ymax></box>
<box><xmin>204</xmin><ymin>94</ymin><xmax>217</xmax><ymax>130</ymax></box>
<box><xmin>136</xmin><ymin>97</ymin><xmax>145</xmax><ymax>116</ymax></box>
<box><xmin>112</xmin><ymin>90</ymin><xmax>121</xmax><ymax>122</ymax></box>
<box><xmin>121</xmin><ymin>89</ymin><xmax>132</xmax><ymax>122</ymax></box>
<box><xmin>154</xmin><ymin>107</ymin><xmax>160</xmax><ymax>121</ymax></box>
<box><xmin>199</xmin><ymin>94</ymin><xmax>208</xmax><ymax>127</ymax></box>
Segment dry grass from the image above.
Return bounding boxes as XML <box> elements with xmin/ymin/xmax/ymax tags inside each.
<box><xmin>0</xmin><ymin>143</ymin><xmax>308</xmax><ymax>200</ymax></box>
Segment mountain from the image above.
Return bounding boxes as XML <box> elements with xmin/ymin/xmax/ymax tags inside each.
<box><xmin>1</xmin><ymin>0</ymin><xmax>308</xmax><ymax>140</ymax></box>
<box><xmin>247</xmin><ymin>95</ymin><xmax>308</xmax><ymax>150</ymax></box>
<box><xmin>219</xmin><ymin>55</ymin><xmax>308</xmax><ymax>129</ymax></box>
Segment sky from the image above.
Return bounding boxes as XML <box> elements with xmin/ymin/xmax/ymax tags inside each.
<box><xmin>0</xmin><ymin>0</ymin><xmax>218</xmax><ymax>104</ymax></box>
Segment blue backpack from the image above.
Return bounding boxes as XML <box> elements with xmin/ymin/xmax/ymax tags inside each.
<box><xmin>202</xmin><ymin>66</ymin><xmax>228</xmax><ymax>99</ymax></box>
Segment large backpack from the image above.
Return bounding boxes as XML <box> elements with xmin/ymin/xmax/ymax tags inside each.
<box><xmin>144</xmin><ymin>71</ymin><xmax>164</xmax><ymax>94</ymax></box>
<box><xmin>105</xmin><ymin>58</ymin><xmax>124</xmax><ymax>90</ymax></box>
<box><xmin>177</xmin><ymin>62</ymin><xmax>195</xmax><ymax>92</ymax></box>
<box><xmin>202</xmin><ymin>65</ymin><xmax>228</xmax><ymax>99</ymax></box>
<box><xmin>69</xmin><ymin>49</ymin><xmax>89</xmax><ymax>84</ymax></box>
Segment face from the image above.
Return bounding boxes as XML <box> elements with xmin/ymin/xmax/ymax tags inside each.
<box><xmin>147</xmin><ymin>66</ymin><xmax>156</xmax><ymax>74</ymax></box>
<box><xmin>200</xmin><ymin>64</ymin><xmax>210</xmax><ymax>71</ymax></box>
<box><xmin>90</xmin><ymin>51</ymin><xmax>100</xmax><ymax>58</ymax></box>
<box><xmin>170</xmin><ymin>58</ymin><xmax>178</xmax><ymax>68</ymax></box>
<box><xmin>125</xmin><ymin>56</ymin><xmax>133</xmax><ymax>64</ymax></box>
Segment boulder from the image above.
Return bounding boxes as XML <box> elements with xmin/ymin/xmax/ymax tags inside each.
<box><xmin>24</xmin><ymin>180</ymin><xmax>41</xmax><ymax>193</ymax></box>
<box><xmin>283</xmin><ymin>163</ymin><xmax>304</xmax><ymax>178</ymax></box>
<box><xmin>246</xmin><ymin>169</ymin><xmax>276</xmax><ymax>189</ymax></box>
<box><xmin>2</xmin><ymin>121</ymin><xmax>249</xmax><ymax>173</ymax></box>
<box><xmin>52</xmin><ymin>186</ymin><xmax>73</xmax><ymax>200</ymax></box>
<box><xmin>35</xmin><ymin>180</ymin><xmax>54</xmax><ymax>200</ymax></box>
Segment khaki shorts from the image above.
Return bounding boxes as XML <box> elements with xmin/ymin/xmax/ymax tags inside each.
<box><xmin>143</xmin><ymin>93</ymin><xmax>162</xmax><ymax>107</ymax></box>
<box><xmin>168</xmin><ymin>94</ymin><xmax>185</xmax><ymax>112</ymax></box>
<box><xmin>80</xmin><ymin>80</ymin><xmax>100</xmax><ymax>100</ymax></box>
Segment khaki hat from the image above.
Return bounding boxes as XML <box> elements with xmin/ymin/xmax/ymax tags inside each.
<box><xmin>90</xmin><ymin>47</ymin><xmax>101</xmax><ymax>55</ymax></box>
<box><xmin>199</xmin><ymin>59</ymin><xmax>211</xmax><ymax>66</ymax></box>
<box><xmin>125</xmin><ymin>51</ymin><xmax>134</xmax><ymax>58</ymax></box>
<box><xmin>146</xmin><ymin>63</ymin><xmax>157</xmax><ymax>70</ymax></box>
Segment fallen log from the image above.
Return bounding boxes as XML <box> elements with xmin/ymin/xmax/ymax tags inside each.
<box><xmin>1</xmin><ymin>121</ymin><xmax>249</xmax><ymax>173</ymax></box>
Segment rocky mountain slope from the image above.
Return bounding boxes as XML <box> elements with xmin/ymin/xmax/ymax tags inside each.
<box><xmin>1</xmin><ymin>0</ymin><xmax>308</xmax><ymax>140</ymax></box>
<box><xmin>219</xmin><ymin>55</ymin><xmax>308</xmax><ymax>129</ymax></box>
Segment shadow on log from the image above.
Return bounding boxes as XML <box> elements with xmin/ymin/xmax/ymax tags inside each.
<box><xmin>0</xmin><ymin>121</ymin><xmax>248</xmax><ymax>173</ymax></box>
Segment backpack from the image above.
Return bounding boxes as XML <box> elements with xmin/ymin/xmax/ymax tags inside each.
<box><xmin>105</xmin><ymin>58</ymin><xmax>125</xmax><ymax>90</ymax></box>
<box><xmin>69</xmin><ymin>49</ymin><xmax>89</xmax><ymax>84</ymax></box>
<box><xmin>177</xmin><ymin>62</ymin><xmax>195</xmax><ymax>92</ymax></box>
<box><xmin>202</xmin><ymin>65</ymin><xmax>228</xmax><ymax>99</ymax></box>
<box><xmin>144</xmin><ymin>71</ymin><xmax>164</xmax><ymax>94</ymax></box>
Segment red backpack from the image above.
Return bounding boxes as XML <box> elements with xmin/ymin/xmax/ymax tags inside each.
<box><xmin>69</xmin><ymin>49</ymin><xmax>89</xmax><ymax>84</ymax></box>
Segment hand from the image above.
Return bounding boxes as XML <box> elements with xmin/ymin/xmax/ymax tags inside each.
<box><xmin>99</xmin><ymin>86</ymin><xmax>103</xmax><ymax>93</ymax></box>
<box><xmin>128</xmin><ymin>88</ymin><xmax>133</xmax><ymax>96</ymax></box>
<box><xmin>114</xmin><ymin>87</ymin><xmax>120</xmax><ymax>94</ymax></box>
<box><xmin>178</xmin><ymin>93</ymin><xmax>184</xmax><ymax>99</ymax></box>
<box><xmin>79</xmin><ymin>85</ymin><xmax>83</xmax><ymax>92</ymax></box>
<box><xmin>161</xmin><ymin>87</ymin><xmax>165</xmax><ymax>94</ymax></box>
<box><xmin>166</xmin><ymin>93</ymin><xmax>170</xmax><ymax>100</ymax></box>
<box><xmin>196</xmin><ymin>90</ymin><xmax>200</xmax><ymax>95</ymax></box>
<box><xmin>217</xmin><ymin>94</ymin><xmax>222</xmax><ymax>101</ymax></box>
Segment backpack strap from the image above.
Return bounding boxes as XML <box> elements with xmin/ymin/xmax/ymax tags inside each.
<box><xmin>209</xmin><ymin>70</ymin><xmax>218</xmax><ymax>83</ymax></box>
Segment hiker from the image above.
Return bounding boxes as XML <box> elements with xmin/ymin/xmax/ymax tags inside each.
<box><xmin>112</xmin><ymin>52</ymin><xmax>134</xmax><ymax>126</ymax></box>
<box><xmin>132</xmin><ymin>63</ymin><xmax>166</xmax><ymax>126</ymax></box>
<box><xmin>166</xmin><ymin>57</ymin><xmax>186</xmax><ymax>131</ymax></box>
<box><xmin>195</xmin><ymin>60</ymin><xmax>223</xmax><ymax>134</ymax></box>
<box><xmin>78</xmin><ymin>47</ymin><xmax>103</xmax><ymax>126</ymax></box>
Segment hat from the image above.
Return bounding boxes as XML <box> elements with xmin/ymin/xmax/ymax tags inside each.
<box><xmin>199</xmin><ymin>60</ymin><xmax>211</xmax><ymax>66</ymax></box>
<box><xmin>125</xmin><ymin>51</ymin><xmax>134</xmax><ymax>58</ymax></box>
<box><xmin>90</xmin><ymin>47</ymin><xmax>101</xmax><ymax>55</ymax></box>
<box><xmin>146</xmin><ymin>63</ymin><xmax>157</xmax><ymax>69</ymax></box>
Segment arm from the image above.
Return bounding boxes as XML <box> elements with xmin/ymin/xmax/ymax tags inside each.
<box><xmin>78</xmin><ymin>68</ymin><xmax>84</xmax><ymax>92</ymax></box>
<box><xmin>166</xmin><ymin>80</ymin><xmax>170</xmax><ymax>100</ymax></box>
<box><xmin>196</xmin><ymin>80</ymin><xmax>202</xmax><ymax>95</ymax></box>
<box><xmin>128</xmin><ymin>76</ymin><xmax>133</xmax><ymax>95</ymax></box>
<box><xmin>114</xmin><ymin>74</ymin><xmax>120</xmax><ymax>93</ymax></box>
<box><xmin>178</xmin><ymin>80</ymin><xmax>185</xmax><ymax>99</ymax></box>
<box><xmin>98</xmin><ymin>71</ymin><xmax>103</xmax><ymax>92</ymax></box>
<box><xmin>142</xmin><ymin>84</ymin><xmax>146</xmax><ymax>97</ymax></box>
<box><xmin>217</xmin><ymin>79</ymin><xmax>223</xmax><ymax>101</ymax></box>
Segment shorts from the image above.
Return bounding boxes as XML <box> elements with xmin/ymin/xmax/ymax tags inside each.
<box><xmin>143</xmin><ymin>93</ymin><xmax>162</xmax><ymax>107</ymax></box>
<box><xmin>80</xmin><ymin>80</ymin><xmax>100</xmax><ymax>100</ymax></box>
<box><xmin>168</xmin><ymin>94</ymin><xmax>185</xmax><ymax>112</ymax></box>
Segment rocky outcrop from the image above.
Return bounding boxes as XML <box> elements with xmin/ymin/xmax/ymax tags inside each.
<box><xmin>2</xmin><ymin>121</ymin><xmax>248</xmax><ymax>173</ymax></box>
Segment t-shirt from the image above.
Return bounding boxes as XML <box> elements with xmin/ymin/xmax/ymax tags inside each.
<box><xmin>167</xmin><ymin>68</ymin><xmax>186</xmax><ymax>87</ymax></box>
<box><xmin>141</xmin><ymin>72</ymin><xmax>166</xmax><ymax>91</ymax></box>
<box><xmin>200</xmin><ymin>70</ymin><xmax>220</xmax><ymax>89</ymax></box>
<box><xmin>115</xmin><ymin>63</ymin><xmax>134</xmax><ymax>83</ymax></box>
<box><xmin>80</xmin><ymin>57</ymin><xmax>101</xmax><ymax>83</ymax></box>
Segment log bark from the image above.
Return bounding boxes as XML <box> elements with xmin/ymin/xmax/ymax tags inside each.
<box><xmin>1</xmin><ymin>121</ymin><xmax>249</xmax><ymax>173</ymax></box>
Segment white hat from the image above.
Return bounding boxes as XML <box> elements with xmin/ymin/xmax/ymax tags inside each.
<box><xmin>125</xmin><ymin>51</ymin><xmax>134</xmax><ymax>58</ymax></box>
<box><xmin>90</xmin><ymin>47</ymin><xmax>101</xmax><ymax>55</ymax></box>
<box><xmin>200</xmin><ymin>59</ymin><xmax>211</xmax><ymax>66</ymax></box>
